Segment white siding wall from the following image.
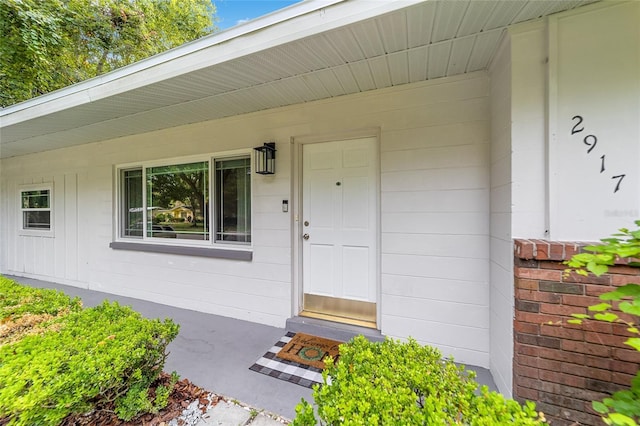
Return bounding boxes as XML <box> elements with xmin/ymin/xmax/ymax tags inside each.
<box><xmin>489</xmin><ymin>35</ymin><xmax>513</xmax><ymax>396</ymax></box>
<box><xmin>511</xmin><ymin>22</ymin><xmax>548</xmax><ymax>239</ymax></box>
<box><xmin>0</xmin><ymin>73</ymin><xmax>492</xmax><ymax>366</ymax></box>
<box><xmin>548</xmin><ymin>1</ymin><xmax>640</xmax><ymax>240</ymax></box>
<box><xmin>488</xmin><ymin>21</ymin><xmax>549</xmax><ymax>396</ymax></box>
<box><xmin>379</xmin><ymin>75</ymin><xmax>491</xmax><ymax>367</ymax></box>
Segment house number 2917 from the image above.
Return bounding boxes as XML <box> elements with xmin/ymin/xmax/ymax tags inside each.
<box><xmin>571</xmin><ymin>115</ymin><xmax>625</xmax><ymax>193</ymax></box>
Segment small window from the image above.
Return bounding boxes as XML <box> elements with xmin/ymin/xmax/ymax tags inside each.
<box><xmin>215</xmin><ymin>157</ymin><xmax>251</xmax><ymax>243</ymax></box>
<box><xmin>20</xmin><ymin>187</ymin><xmax>52</xmax><ymax>230</ymax></box>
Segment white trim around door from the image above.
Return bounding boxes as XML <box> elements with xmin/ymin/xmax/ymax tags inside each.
<box><xmin>291</xmin><ymin>130</ymin><xmax>381</xmax><ymax>329</ymax></box>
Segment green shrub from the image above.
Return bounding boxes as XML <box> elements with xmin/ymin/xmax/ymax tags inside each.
<box><xmin>0</xmin><ymin>276</ymin><xmax>81</xmax><ymax>318</ymax></box>
<box><xmin>293</xmin><ymin>336</ymin><xmax>546</xmax><ymax>425</ymax></box>
<box><xmin>0</xmin><ymin>277</ymin><xmax>82</xmax><ymax>345</ymax></box>
<box><xmin>0</xmin><ymin>299</ymin><xmax>179</xmax><ymax>425</ymax></box>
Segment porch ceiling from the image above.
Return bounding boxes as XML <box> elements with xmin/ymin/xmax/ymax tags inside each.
<box><xmin>0</xmin><ymin>0</ymin><xmax>596</xmax><ymax>159</ymax></box>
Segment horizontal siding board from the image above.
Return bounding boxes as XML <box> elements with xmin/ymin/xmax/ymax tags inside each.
<box><xmin>383</xmin><ymin>121</ymin><xmax>489</xmax><ymax>152</ymax></box>
<box><xmin>382</xmin><ymin>212</ymin><xmax>488</xmax><ymax>235</ymax></box>
<box><xmin>382</xmin><ymin>189</ymin><xmax>489</xmax><ymax>213</ymax></box>
<box><xmin>382</xmin><ymin>314</ymin><xmax>490</xmax><ymax>357</ymax></box>
<box><xmin>382</xmin><ymin>254</ymin><xmax>489</xmax><ymax>282</ymax></box>
<box><xmin>381</xmin><ymin>143</ymin><xmax>488</xmax><ymax>172</ymax></box>
<box><xmin>90</xmin><ymin>263</ymin><xmax>290</xmax><ymax>300</ymax></box>
<box><xmin>382</xmin><ymin>167</ymin><xmax>489</xmax><ymax>192</ymax></box>
<box><xmin>253</xmin><ymin>195</ymin><xmax>290</xmax><ymax>214</ymax></box>
<box><xmin>251</xmin><ymin>229</ymin><xmax>291</xmax><ymax>248</ymax></box>
<box><xmin>251</xmin><ymin>246</ymin><xmax>290</xmax><ymax>265</ymax></box>
<box><xmin>91</xmin><ymin>271</ymin><xmax>286</xmax><ymax>327</ymax></box>
<box><xmin>382</xmin><ymin>274</ymin><xmax>489</xmax><ymax>306</ymax></box>
<box><xmin>377</xmin><ymin>98</ymin><xmax>489</xmax><ymax>131</ymax></box>
<box><xmin>382</xmin><ymin>233</ymin><xmax>488</xmax><ymax>259</ymax></box>
<box><xmin>253</xmin><ymin>212</ymin><xmax>289</xmax><ymax>231</ymax></box>
<box><xmin>382</xmin><ymin>293</ymin><xmax>488</xmax><ymax>327</ymax></box>
<box><xmin>97</xmin><ymin>251</ymin><xmax>291</xmax><ymax>282</ymax></box>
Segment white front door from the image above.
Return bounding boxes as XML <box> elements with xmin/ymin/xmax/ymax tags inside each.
<box><xmin>301</xmin><ymin>137</ymin><xmax>378</xmax><ymax>326</ymax></box>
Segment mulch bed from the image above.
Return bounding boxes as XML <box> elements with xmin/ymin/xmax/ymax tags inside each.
<box><xmin>59</xmin><ymin>372</ymin><xmax>221</xmax><ymax>426</ymax></box>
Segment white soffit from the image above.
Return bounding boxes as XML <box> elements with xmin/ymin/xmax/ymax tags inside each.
<box><xmin>0</xmin><ymin>0</ymin><xmax>597</xmax><ymax>158</ymax></box>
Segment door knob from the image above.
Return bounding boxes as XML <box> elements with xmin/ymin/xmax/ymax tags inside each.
<box><xmin>303</xmin><ymin>233</ymin><xmax>310</xmax><ymax>240</ymax></box>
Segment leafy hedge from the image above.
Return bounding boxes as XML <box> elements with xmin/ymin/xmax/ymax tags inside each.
<box><xmin>0</xmin><ymin>277</ymin><xmax>82</xmax><ymax>345</ymax></box>
<box><xmin>293</xmin><ymin>336</ymin><xmax>547</xmax><ymax>425</ymax></box>
<box><xmin>0</xmin><ymin>278</ymin><xmax>179</xmax><ymax>425</ymax></box>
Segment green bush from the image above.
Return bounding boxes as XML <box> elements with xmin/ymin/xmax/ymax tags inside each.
<box><xmin>0</xmin><ymin>298</ymin><xmax>179</xmax><ymax>425</ymax></box>
<box><xmin>293</xmin><ymin>336</ymin><xmax>547</xmax><ymax>426</ymax></box>
<box><xmin>0</xmin><ymin>276</ymin><xmax>81</xmax><ymax>318</ymax></box>
<box><xmin>0</xmin><ymin>277</ymin><xmax>82</xmax><ymax>345</ymax></box>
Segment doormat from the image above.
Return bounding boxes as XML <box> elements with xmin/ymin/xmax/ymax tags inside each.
<box><xmin>249</xmin><ymin>332</ymin><xmax>342</xmax><ymax>388</ymax></box>
<box><xmin>276</xmin><ymin>332</ymin><xmax>342</xmax><ymax>369</ymax></box>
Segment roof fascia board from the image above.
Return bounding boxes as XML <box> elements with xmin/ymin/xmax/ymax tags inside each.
<box><xmin>1</xmin><ymin>0</ymin><xmax>426</xmax><ymax>127</ymax></box>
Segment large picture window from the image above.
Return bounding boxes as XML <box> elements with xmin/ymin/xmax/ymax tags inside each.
<box><xmin>20</xmin><ymin>187</ymin><xmax>52</xmax><ymax>231</ymax></box>
<box><xmin>118</xmin><ymin>154</ymin><xmax>251</xmax><ymax>247</ymax></box>
<box><xmin>147</xmin><ymin>161</ymin><xmax>209</xmax><ymax>240</ymax></box>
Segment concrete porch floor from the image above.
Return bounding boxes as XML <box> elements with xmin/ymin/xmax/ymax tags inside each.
<box><xmin>9</xmin><ymin>275</ymin><xmax>497</xmax><ymax>420</ymax></box>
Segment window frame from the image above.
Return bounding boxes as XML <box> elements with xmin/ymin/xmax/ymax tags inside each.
<box><xmin>19</xmin><ymin>183</ymin><xmax>54</xmax><ymax>237</ymax></box>
<box><xmin>113</xmin><ymin>151</ymin><xmax>253</xmax><ymax>253</ymax></box>
<box><xmin>214</xmin><ymin>155</ymin><xmax>252</xmax><ymax>245</ymax></box>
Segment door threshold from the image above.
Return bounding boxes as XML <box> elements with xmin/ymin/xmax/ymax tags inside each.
<box><xmin>299</xmin><ymin>310</ymin><xmax>377</xmax><ymax>329</ymax></box>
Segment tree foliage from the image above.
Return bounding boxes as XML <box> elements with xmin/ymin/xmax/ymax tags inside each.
<box><xmin>0</xmin><ymin>0</ymin><xmax>215</xmax><ymax>107</ymax></box>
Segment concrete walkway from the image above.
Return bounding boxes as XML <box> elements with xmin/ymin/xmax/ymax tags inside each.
<box><xmin>10</xmin><ymin>275</ymin><xmax>498</xmax><ymax>424</ymax></box>
<box><xmin>196</xmin><ymin>400</ymin><xmax>287</xmax><ymax>425</ymax></box>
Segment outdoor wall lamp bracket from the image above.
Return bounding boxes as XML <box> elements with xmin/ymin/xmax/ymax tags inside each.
<box><xmin>254</xmin><ymin>142</ymin><xmax>276</xmax><ymax>175</ymax></box>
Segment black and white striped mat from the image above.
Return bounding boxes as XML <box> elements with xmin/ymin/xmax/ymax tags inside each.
<box><xmin>249</xmin><ymin>332</ymin><xmax>329</xmax><ymax>388</ymax></box>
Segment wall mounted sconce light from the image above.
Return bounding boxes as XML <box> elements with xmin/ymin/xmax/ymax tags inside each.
<box><xmin>254</xmin><ymin>142</ymin><xmax>276</xmax><ymax>175</ymax></box>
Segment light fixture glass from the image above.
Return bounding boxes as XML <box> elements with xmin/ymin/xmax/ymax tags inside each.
<box><xmin>253</xmin><ymin>142</ymin><xmax>276</xmax><ymax>175</ymax></box>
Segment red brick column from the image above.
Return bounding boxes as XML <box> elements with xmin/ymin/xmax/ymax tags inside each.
<box><xmin>513</xmin><ymin>239</ymin><xmax>640</xmax><ymax>426</ymax></box>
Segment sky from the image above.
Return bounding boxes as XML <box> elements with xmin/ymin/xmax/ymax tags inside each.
<box><xmin>212</xmin><ymin>0</ymin><xmax>302</xmax><ymax>30</ymax></box>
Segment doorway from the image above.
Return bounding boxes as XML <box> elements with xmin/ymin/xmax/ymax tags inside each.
<box><xmin>300</xmin><ymin>137</ymin><xmax>378</xmax><ymax>327</ymax></box>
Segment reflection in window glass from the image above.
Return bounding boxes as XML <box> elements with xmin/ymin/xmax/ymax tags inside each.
<box><xmin>216</xmin><ymin>158</ymin><xmax>251</xmax><ymax>243</ymax></box>
<box><xmin>22</xmin><ymin>190</ymin><xmax>49</xmax><ymax>209</ymax></box>
<box><xmin>146</xmin><ymin>161</ymin><xmax>209</xmax><ymax>240</ymax></box>
<box><xmin>122</xmin><ymin>169</ymin><xmax>143</xmax><ymax>237</ymax></box>
<box><xmin>23</xmin><ymin>211</ymin><xmax>51</xmax><ymax>229</ymax></box>
<box><xmin>21</xmin><ymin>189</ymin><xmax>51</xmax><ymax>230</ymax></box>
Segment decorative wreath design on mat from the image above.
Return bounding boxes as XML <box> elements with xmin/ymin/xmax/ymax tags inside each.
<box><xmin>298</xmin><ymin>346</ymin><xmax>326</xmax><ymax>362</ymax></box>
